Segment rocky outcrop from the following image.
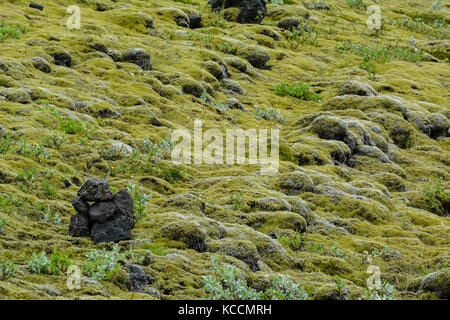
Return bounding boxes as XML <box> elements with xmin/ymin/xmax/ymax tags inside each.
<box><xmin>208</xmin><ymin>0</ymin><xmax>267</xmax><ymax>24</ymax></box>
<box><xmin>68</xmin><ymin>179</ymin><xmax>135</xmax><ymax>244</ymax></box>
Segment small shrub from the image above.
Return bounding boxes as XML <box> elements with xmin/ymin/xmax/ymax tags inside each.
<box><xmin>307</xmin><ymin>241</ymin><xmax>324</xmax><ymax>254</ymax></box>
<box><xmin>142</xmin><ymin>135</ymin><xmax>176</xmax><ymax>159</ymax></box>
<box><xmin>347</xmin><ymin>0</ymin><xmax>367</xmax><ymax>10</ymax></box>
<box><xmin>0</xmin><ymin>260</ymin><xmax>16</xmax><ymax>280</ymax></box>
<box><xmin>144</xmin><ymin>244</ymin><xmax>169</xmax><ymax>256</ymax></box>
<box><xmin>230</xmin><ymin>191</ymin><xmax>243</xmax><ymax>211</ymax></box>
<box><xmin>16</xmin><ymin>168</ymin><xmax>38</xmax><ymax>192</ymax></box>
<box><xmin>202</xmin><ymin>256</ymin><xmax>308</xmax><ymax>300</ymax></box>
<box><xmin>83</xmin><ymin>245</ymin><xmax>123</xmax><ymax>281</ymax></box>
<box><xmin>28</xmin><ymin>251</ymin><xmax>67</xmax><ymax>275</ymax></box>
<box><xmin>359</xmin><ymin>60</ymin><xmax>376</xmax><ymax>80</ymax></box>
<box><xmin>216</xmin><ymin>43</ymin><xmax>237</xmax><ymax>54</ymax></box>
<box><xmin>0</xmin><ymin>195</ymin><xmax>13</xmax><ymax>215</ymax></box>
<box><xmin>0</xmin><ymin>216</ymin><xmax>9</xmax><ymax>234</ymax></box>
<box><xmin>273</xmin><ymin>81</ymin><xmax>322</xmax><ymax>101</ymax></box>
<box><xmin>265</xmin><ymin>274</ymin><xmax>308</xmax><ymax>300</ymax></box>
<box><xmin>334</xmin><ymin>275</ymin><xmax>348</xmax><ymax>297</ymax></box>
<box><xmin>40</xmin><ymin>206</ymin><xmax>61</xmax><ymax>224</ymax></box>
<box><xmin>0</xmin><ymin>134</ymin><xmax>14</xmax><ymax>154</ymax></box>
<box><xmin>127</xmin><ymin>184</ymin><xmax>152</xmax><ymax>222</ymax></box>
<box><xmin>430</xmin><ymin>0</ymin><xmax>442</xmax><ymax>10</ymax></box>
<box><xmin>0</xmin><ymin>21</ymin><xmax>27</xmax><ymax>42</ymax></box>
<box><xmin>42</xmin><ymin>135</ymin><xmax>68</xmax><ymax>151</ymax></box>
<box><xmin>305</xmin><ymin>1</ymin><xmax>330</xmax><ymax>10</ymax></box>
<box><xmin>17</xmin><ymin>141</ymin><xmax>52</xmax><ymax>162</ymax></box>
<box><xmin>363</xmin><ymin>281</ymin><xmax>395</xmax><ymax>300</ymax></box>
<box><xmin>255</xmin><ymin>106</ymin><xmax>286</xmax><ymax>124</ymax></box>
<box><xmin>332</xmin><ymin>244</ymin><xmax>347</xmax><ymax>261</ymax></box>
<box><xmin>277</xmin><ymin>232</ymin><xmax>304</xmax><ymax>251</ymax></box>
<box><xmin>424</xmin><ymin>178</ymin><xmax>449</xmax><ymax>216</ymax></box>
<box><xmin>41</xmin><ymin>180</ymin><xmax>57</xmax><ymax>196</ymax></box>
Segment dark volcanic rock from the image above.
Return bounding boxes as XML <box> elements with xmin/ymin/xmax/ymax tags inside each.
<box><xmin>114</xmin><ymin>190</ymin><xmax>134</xmax><ymax>224</ymax></box>
<box><xmin>89</xmin><ymin>201</ymin><xmax>116</xmax><ymax>223</ymax></box>
<box><xmin>125</xmin><ymin>264</ymin><xmax>150</xmax><ymax>292</ymax></box>
<box><xmin>52</xmin><ymin>51</ymin><xmax>72</xmax><ymax>67</ymax></box>
<box><xmin>188</xmin><ymin>12</ymin><xmax>202</xmax><ymax>29</ymax></box>
<box><xmin>208</xmin><ymin>0</ymin><xmax>267</xmax><ymax>24</ymax></box>
<box><xmin>68</xmin><ymin>214</ymin><xmax>90</xmax><ymax>237</ymax></box>
<box><xmin>90</xmin><ymin>216</ymin><xmax>132</xmax><ymax>244</ymax></box>
<box><xmin>69</xmin><ymin>179</ymin><xmax>135</xmax><ymax>243</ymax></box>
<box><xmin>123</xmin><ymin>48</ymin><xmax>152</xmax><ymax>70</ymax></box>
<box><xmin>71</xmin><ymin>196</ymin><xmax>90</xmax><ymax>215</ymax></box>
<box><xmin>77</xmin><ymin>179</ymin><xmax>114</xmax><ymax>202</ymax></box>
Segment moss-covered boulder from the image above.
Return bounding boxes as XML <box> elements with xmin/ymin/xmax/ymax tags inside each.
<box><xmin>419</xmin><ymin>269</ymin><xmax>450</xmax><ymax>299</ymax></box>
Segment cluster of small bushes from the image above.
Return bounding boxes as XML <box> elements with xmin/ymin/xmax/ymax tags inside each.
<box><xmin>0</xmin><ymin>21</ymin><xmax>28</xmax><ymax>42</ymax></box>
<box><xmin>273</xmin><ymin>81</ymin><xmax>322</xmax><ymax>101</ymax></box>
<box><xmin>255</xmin><ymin>106</ymin><xmax>286</xmax><ymax>124</ymax></box>
<box><xmin>202</xmin><ymin>256</ymin><xmax>308</xmax><ymax>300</ymax></box>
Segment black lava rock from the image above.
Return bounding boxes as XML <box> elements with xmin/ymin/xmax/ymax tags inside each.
<box><xmin>90</xmin><ymin>216</ymin><xmax>132</xmax><ymax>244</ymax></box>
<box><xmin>68</xmin><ymin>214</ymin><xmax>90</xmax><ymax>237</ymax></box>
<box><xmin>89</xmin><ymin>201</ymin><xmax>116</xmax><ymax>223</ymax></box>
<box><xmin>208</xmin><ymin>0</ymin><xmax>267</xmax><ymax>24</ymax></box>
<box><xmin>125</xmin><ymin>264</ymin><xmax>150</xmax><ymax>292</ymax></box>
<box><xmin>77</xmin><ymin>179</ymin><xmax>114</xmax><ymax>202</ymax></box>
<box><xmin>69</xmin><ymin>179</ymin><xmax>135</xmax><ymax>243</ymax></box>
<box><xmin>123</xmin><ymin>48</ymin><xmax>152</xmax><ymax>71</ymax></box>
<box><xmin>188</xmin><ymin>12</ymin><xmax>202</xmax><ymax>29</ymax></box>
<box><xmin>52</xmin><ymin>51</ymin><xmax>72</xmax><ymax>67</ymax></box>
<box><xmin>29</xmin><ymin>3</ymin><xmax>44</xmax><ymax>10</ymax></box>
<box><xmin>71</xmin><ymin>196</ymin><xmax>90</xmax><ymax>215</ymax></box>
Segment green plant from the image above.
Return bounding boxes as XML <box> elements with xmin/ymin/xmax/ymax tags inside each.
<box><xmin>363</xmin><ymin>281</ymin><xmax>395</xmax><ymax>300</ymax></box>
<box><xmin>83</xmin><ymin>245</ymin><xmax>123</xmax><ymax>281</ymax></box>
<box><xmin>49</xmin><ymin>249</ymin><xmax>71</xmax><ymax>273</ymax></box>
<box><xmin>0</xmin><ymin>260</ymin><xmax>16</xmax><ymax>280</ymax></box>
<box><xmin>347</xmin><ymin>0</ymin><xmax>367</xmax><ymax>10</ymax></box>
<box><xmin>332</xmin><ymin>244</ymin><xmax>347</xmax><ymax>261</ymax></box>
<box><xmin>255</xmin><ymin>106</ymin><xmax>286</xmax><ymax>124</ymax></box>
<box><xmin>216</xmin><ymin>42</ymin><xmax>237</xmax><ymax>54</ymax></box>
<box><xmin>144</xmin><ymin>244</ymin><xmax>169</xmax><ymax>256</ymax></box>
<box><xmin>264</xmin><ymin>274</ymin><xmax>309</xmax><ymax>300</ymax></box>
<box><xmin>305</xmin><ymin>0</ymin><xmax>329</xmax><ymax>10</ymax></box>
<box><xmin>41</xmin><ymin>180</ymin><xmax>57</xmax><ymax>196</ymax></box>
<box><xmin>0</xmin><ymin>21</ymin><xmax>27</xmax><ymax>42</ymax></box>
<box><xmin>202</xmin><ymin>256</ymin><xmax>308</xmax><ymax>300</ymax></box>
<box><xmin>230</xmin><ymin>191</ymin><xmax>243</xmax><ymax>211</ymax></box>
<box><xmin>158</xmin><ymin>164</ymin><xmax>186</xmax><ymax>183</ymax></box>
<box><xmin>359</xmin><ymin>60</ymin><xmax>376</xmax><ymax>80</ymax></box>
<box><xmin>127</xmin><ymin>184</ymin><xmax>152</xmax><ymax>221</ymax></box>
<box><xmin>308</xmin><ymin>241</ymin><xmax>324</xmax><ymax>254</ymax></box>
<box><xmin>0</xmin><ymin>216</ymin><xmax>8</xmax><ymax>234</ymax></box>
<box><xmin>16</xmin><ymin>168</ymin><xmax>38</xmax><ymax>193</ymax></box>
<box><xmin>431</xmin><ymin>0</ymin><xmax>442</xmax><ymax>10</ymax></box>
<box><xmin>42</xmin><ymin>134</ymin><xmax>68</xmax><ymax>151</ymax></box>
<box><xmin>334</xmin><ymin>275</ymin><xmax>348</xmax><ymax>297</ymax></box>
<box><xmin>424</xmin><ymin>178</ymin><xmax>449</xmax><ymax>216</ymax></box>
<box><xmin>273</xmin><ymin>81</ymin><xmax>322</xmax><ymax>101</ymax></box>
<box><xmin>124</xmin><ymin>246</ymin><xmax>147</xmax><ymax>264</ymax></box>
<box><xmin>0</xmin><ymin>134</ymin><xmax>14</xmax><ymax>154</ymax></box>
<box><xmin>287</xmin><ymin>27</ymin><xmax>321</xmax><ymax>49</ymax></box>
<box><xmin>17</xmin><ymin>141</ymin><xmax>52</xmax><ymax>162</ymax></box>
<box><xmin>142</xmin><ymin>135</ymin><xmax>176</xmax><ymax>159</ymax></box>
<box><xmin>40</xmin><ymin>206</ymin><xmax>61</xmax><ymax>224</ymax></box>
<box><xmin>0</xmin><ymin>195</ymin><xmax>13</xmax><ymax>215</ymax></box>
<box><xmin>277</xmin><ymin>232</ymin><xmax>304</xmax><ymax>251</ymax></box>
<box><xmin>28</xmin><ymin>251</ymin><xmax>66</xmax><ymax>275</ymax></box>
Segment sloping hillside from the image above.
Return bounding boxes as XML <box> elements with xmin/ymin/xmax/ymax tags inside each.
<box><xmin>0</xmin><ymin>0</ymin><xmax>449</xmax><ymax>300</ymax></box>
